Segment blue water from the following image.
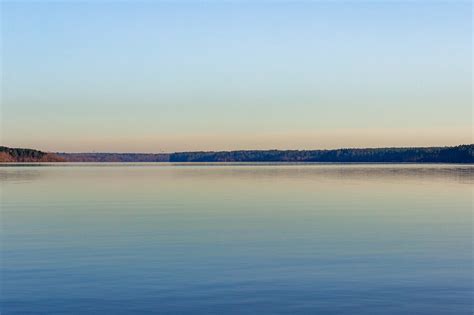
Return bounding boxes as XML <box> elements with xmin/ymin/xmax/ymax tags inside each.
<box><xmin>1</xmin><ymin>164</ymin><xmax>472</xmax><ymax>314</ymax></box>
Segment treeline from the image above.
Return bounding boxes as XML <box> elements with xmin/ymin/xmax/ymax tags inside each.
<box><xmin>55</xmin><ymin>152</ymin><xmax>169</xmax><ymax>162</ymax></box>
<box><xmin>169</xmin><ymin>145</ymin><xmax>474</xmax><ymax>163</ymax></box>
<box><xmin>0</xmin><ymin>146</ymin><xmax>64</xmax><ymax>162</ymax></box>
<box><xmin>1</xmin><ymin>145</ymin><xmax>473</xmax><ymax>163</ymax></box>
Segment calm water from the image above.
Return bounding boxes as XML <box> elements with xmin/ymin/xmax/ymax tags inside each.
<box><xmin>0</xmin><ymin>164</ymin><xmax>472</xmax><ymax>314</ymax></box>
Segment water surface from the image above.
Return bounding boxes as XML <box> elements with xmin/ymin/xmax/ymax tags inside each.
<box><xmin>1</xmin><ymin>164</ymin><xmax>472</xmax><ymax>314</ymax></box>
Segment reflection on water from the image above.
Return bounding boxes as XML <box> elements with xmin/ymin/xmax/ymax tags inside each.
<box><xmin>1</xmin><ymin>164</ymin><xmax>472</xmax><ymax>314</ymax></box>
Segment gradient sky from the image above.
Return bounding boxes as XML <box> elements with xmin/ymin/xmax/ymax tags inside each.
<box><xmin>1</xmin><ymin>1</ymin><xmax>472</xmax><ymax>152</ymax></box>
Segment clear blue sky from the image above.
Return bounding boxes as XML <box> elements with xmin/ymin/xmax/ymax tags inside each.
<box><xmin>1</xmin><ymin>1</ymin><xmax>472</xmax><ymax>152</ymax></box>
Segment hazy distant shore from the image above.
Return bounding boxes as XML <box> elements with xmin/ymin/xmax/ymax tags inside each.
<box><xmin>1</xmin><ymin>145</ymin><xmax>473</xmax><ymax>164</ymax></box>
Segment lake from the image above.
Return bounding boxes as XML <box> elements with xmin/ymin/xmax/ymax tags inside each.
<box><xmin>0</xmin><ymin>164</ymin><xmax>472</xmax><ymax>314</ymax></box>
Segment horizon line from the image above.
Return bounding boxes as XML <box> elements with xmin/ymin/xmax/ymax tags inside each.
<box><xmin>3</xmin><ymin>143</ymin><xmax>470</xmax><ymax>155</ymax></box>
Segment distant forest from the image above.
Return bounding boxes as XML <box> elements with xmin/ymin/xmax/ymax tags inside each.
<box><xmin>169</xmin><ymin>145</ymin><xmax>473</xmax><ymax>163</ymax></box>
<box><xmin>1</xmin><ymin>145</ymin><xmax>473</xmax><ymax>163</ymax></box>
<box><xmin>0</xmin><ymin>146</ymin><xmax>64</xmax><ymax>162</ymax></box>
<box><xmin>56</xmin><ymin>152</ymin><xmax>169</xmax><ymax>163</ymax></box>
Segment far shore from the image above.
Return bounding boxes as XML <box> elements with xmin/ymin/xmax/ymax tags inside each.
<box><xmin>1</xmin><ymin>144</ymin><xmax>473</xmax><ymax>164</ymax></box>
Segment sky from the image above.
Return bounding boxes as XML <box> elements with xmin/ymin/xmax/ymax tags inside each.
<box><xmin>0</xmin><ymin>1</ymin><xmax>472</xmax><ymax>153</ymax></box>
